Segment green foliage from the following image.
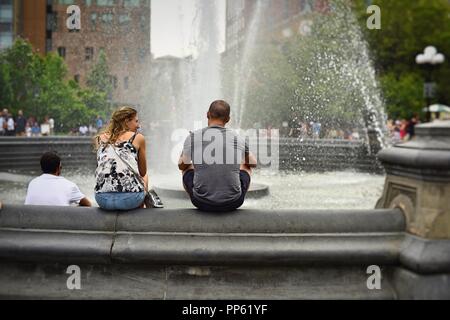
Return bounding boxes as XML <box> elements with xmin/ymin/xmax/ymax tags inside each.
<box><xmin>229</xmin><ymin>0</ymin><xmax>372</xmax><ymax>130</ymax></box>
<box><xmin>355</xmin><ymin>0</ymin><xmax>450</xmax><ymax>118</ymax></box>
<box><xmin>380</xmin><ymin>72</ymin><xmax>424</xmax><ymax>119</ymax></box>
<box><xmin>86</xmin><ymin>50</ymin><xmax>113</xmax><ymax>99</ymax></box>
<box><xmin>240</xmin><ymin>44</ymin><xmax>299</xmax><ymax>128</ymax></box>
<box><xmin>0</xmin><ymin>39</ymin><xmax>112</xmax><ymax>132</ymax></box>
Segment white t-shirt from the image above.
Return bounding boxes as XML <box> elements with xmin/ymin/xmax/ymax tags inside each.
<box><xmin>41</xmin><ymin>123</ymin><xmax>50</xmax><ymax>135</ymax></box>
<box><xmin>25</xmin><ymin>174</ymin><xmax>85</xmax><ymax>206</ymax></box>
<box><xmin>79</xmin><ymin>126</ymin><xmax>88</xmax><ymax>135</ymax></box>
<box><xmin>7</xmin><ymin>118</ymin><xmax>14</xmax><ymax>130</ymax></box>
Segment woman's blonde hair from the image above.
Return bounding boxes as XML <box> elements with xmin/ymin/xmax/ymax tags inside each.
<box><xmin>96</xmin><ymin>106</ymin><xmax>138</xmax><ymax>146</ymax></box>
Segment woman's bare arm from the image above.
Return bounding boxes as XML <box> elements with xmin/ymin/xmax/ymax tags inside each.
<box><xmin>135</xmin><ymin>133</ymin><xmax>147</xmax><ymax>177</ymax></box>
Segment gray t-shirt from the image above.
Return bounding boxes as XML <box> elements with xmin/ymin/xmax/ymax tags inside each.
<box><xmin>183</xmin><ymin>126</ymin><xmax>249</xmax><ymax>205</ymax></box>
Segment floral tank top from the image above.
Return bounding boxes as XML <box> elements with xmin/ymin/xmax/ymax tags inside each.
<box><xmin>95</xmin><ymin>132</ymin><xmax>145</xmax><ymax>193</ymax></box>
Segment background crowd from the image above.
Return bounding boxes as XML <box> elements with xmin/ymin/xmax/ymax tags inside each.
<box><xmin>0</xmin><ymin>108</ymin><xmax>105</xmax><ymax>137</ymax></box>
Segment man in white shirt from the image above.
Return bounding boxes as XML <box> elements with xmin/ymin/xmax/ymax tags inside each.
<box><xmin>25</xmin><ymin>152</ymin><xmax>92</xmax><ymax>207</ymax></box>
<box><xmin>6</xmin><ymin>114</ymin><xmax>15</xmax><ymax>136</ymax></box>
<box><xmin>0</xmin><ymin>114</ymin><xmax>5</xmax><ymax>136</ymax></box>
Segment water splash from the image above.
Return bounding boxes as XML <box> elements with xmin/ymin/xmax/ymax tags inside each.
<box><xmin>231</xmin><ymin>0</ymin><xmax>269</xmax><ymax>128</ymax></box>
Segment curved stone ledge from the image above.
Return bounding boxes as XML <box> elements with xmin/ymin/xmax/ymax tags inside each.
<box><xmin>0</xmin><ymin>205</ymin><xmax>405</xmax><ymax>234</ymax></box>
<box><xmin>0</xmin><ymin>230</ymin><xmax>112</xmax><ymax>264</ymax></box>
<box><xmin>111</xmin><ymin>233</ymin><xmax>402</xmax><ymax>266</ymax></box>
<box><xmin>0</xmin><ymin>205</ymin><xmax>406</xmax><ymax>267</ymax></box>
<box><xmin>0</xmin><ymin>205</ymin><xmax>448</xmax><ymax>274</ymax></box>
<box><xmin>0</xmin><ymin>205</ymin><xmax>117</xmax><ymax>232</ymax></box>
<box><xmin>400</xmin><ymin>234</ymin><xmax>450</xmax><ymax>274</ymax></box>
<box><xmin>377</xmin><ymin>121</ymin><xmax>450</xmax><ymax>182</ymax></box>
<box><xmin>378</xmin><ymin>148</ymin><xmax>450</xmax><ymax>170</ymax></box>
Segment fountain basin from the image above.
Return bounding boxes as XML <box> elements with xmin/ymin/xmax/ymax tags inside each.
<box><xmin>154</xmin><ymin>182</ymin><xmax>270</xmax><ymax>200</ymax></box>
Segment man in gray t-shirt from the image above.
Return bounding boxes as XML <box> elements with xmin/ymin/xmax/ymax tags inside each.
<box><xmin>179</xmin><ymin>100</ymin><xmax>257</xmax><ymax>212</ymax></box>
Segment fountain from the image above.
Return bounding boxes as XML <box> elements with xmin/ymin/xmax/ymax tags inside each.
<box><xmin>0</xmin><ymin>0</ymin><xmax>389</xmax><ymax>206</ymax></box>
<box><xmin>1</xmin><ymin>1</ymin><xmax>449</xmax><ymax>300</ymax></box>
<box><xmin>145</xmin><ymin>0</ymin><xmax>388</xmax><ymax>201</ymax></box>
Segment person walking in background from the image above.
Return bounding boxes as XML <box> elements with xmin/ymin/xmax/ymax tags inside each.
<box><xmin>15</xmin><ymin>110</ymin><xmax>27</xmax><ymax>136</ymax></box>
<box><xmin>96</xmin><ymin>115</ymin><xmax>103</xmax><ymax>131</ymax></box>
<box><xmin>0</xmin><ymin>111</ymin><xmax>5</xmax><ymax>136</ymax></box>
<box><xmin>31</xmin><ymin>121</ymin><xmax>41</xmax><ymax>137</ymax></box>
<box><xmin>399</xmin><ymin>119</ymin><xmax>408</xmax><ymax>141</ymax></box>
<box><xmin>6</xmin><ymin>113</ymin><xmax>15</xmax><ymax>136</ymax></box>
<box><xmin>407</xmin><ymin>114</ymin><xmax>420</xmax><ymax>140</ymax></box>
<box><xmin>393</xmin><ymin>120</ymin><xmax>401</xmax><ymax>144</ymax></box>
<box><xmin>49</xmin><ymin>117</ymin><xmax>55</xmax><ymax>135</ymax></box>
<box><xmin>79</xmin><ymin>124</ymin><xmax>88</xmax><ymax>136</ymax></box>
<box><xmin>41</xmin><ymin>116</ymin><xmax>50</xmax><ymax>136</ymax></box>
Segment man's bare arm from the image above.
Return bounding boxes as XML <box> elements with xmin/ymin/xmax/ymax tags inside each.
<box><xmin>245</xmin><ymin>152</ymin><xmax>258</xmax><ymax>168</ymax></box>
<box><xmin>79</xmin><ymin>197</ymin><xmax>92</xmax><ymax>207</ymax></box>
<box><xmin>178</xmin><ymin>153</ymin><xmax>192</xmax><ymax>171</ymax></box>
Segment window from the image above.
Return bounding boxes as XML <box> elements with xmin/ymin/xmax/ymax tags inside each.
<box><xmin>0</xmin><ymin>0</ymin><xmax>13</xmax><ymax>49</ymax></box>
<box><xmin>90</xmin><ymin>13</ymin><xmax>97</xmax><ymax>31</ymax></box>
<box><xmin>46</xmin><ymin>12</ymin><xmax>58</xmax><ymax>32</ymax></box>
<box><xmin>283</xmin><ymin>0</ymin><xmax>290</xmax><ymax>19</ymax></box>
<box><xmin>119</xmin><ymin>14</ymin><xmax>131</xmax><ymax>32</ymax></box>
<box><xmin>101</xmin><ymin>13</ymin><xmax>113</xmax><ymax>32</ymax></box>
<box><xmin>123</xmin><ymin>48</ymin><xmax>129</xmax><ymax>62</ymax></box>
<box><xmin>0</xmin><ymin>3</ymin><xmax>13</xmax><ymax>23</ymax></box>
<box><xmin>109</xmin><ymin>75</ymin><xmax>118</xmax><ymax>90</ymax></box>
<box><xmin>84</xmin><ymin>0</ymin><xmax>93</xmax><ymax>5</ymax></box>
<box><xmin>57</xmin><ymin>46</ymin><xmax>66</xmax><ymax>58</ymax></box>
<box><xmin>138</xmin><ymin>48</ymin><xmax>147</xmax><ymax>63</ymax></box>
<box><xmin>124</xmin><ymin>77</ymin><xmax>129</xmax><ymax>90</ymax></box>
<box><xmin>97</xmin><ymin>0</ymin><xmax>116</xmax><ymax>6</ymax></box>
<box><xmin>85</xmin><ymin>47</ymin><xmax>94</xmax><ymax>60</ymax></box>
<box><xmin>46</xmin><ymin>39</ymin><xmax>52</xmax><ymax>52</ymax></box>
<box><xmin>140</xmin><ymin>15</ymin><xmax>147</xmax><ymax>32</ymax></box>
<box><xmin>0</xmin><ymin>31</ymin><xmax>12</xmax><ymax>49</ymax></box>
<box><xmin>124</xmin><ymin>0</ymin><xmax>140</xmax><ymax>7</ymax></box>
<box><xmin>58</xmin><ymin>0</ymin><xmax>75</xmax><ymax>4</ymax></box>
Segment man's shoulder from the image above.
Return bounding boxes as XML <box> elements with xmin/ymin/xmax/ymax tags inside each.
<box><xmin>58</xmin><ymin>176</ymin><xmax>79</xmax><ymax>188</ymax></box>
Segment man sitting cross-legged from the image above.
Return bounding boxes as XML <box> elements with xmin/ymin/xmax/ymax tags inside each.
<box><xmin>178</xmin><ymin>100</ymin><xmax>257</xmax><ymax>212</ymax></box>
<box><xmin>25</xmin><ymin>152</ymin><xmax>92</xmax><ymax>207</ymax></box>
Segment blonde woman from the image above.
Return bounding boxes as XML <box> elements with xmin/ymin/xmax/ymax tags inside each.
<box><xmin>94</xmin><ymin>107</ymin><xmax>157</xmax><ymax>210</ymax></box>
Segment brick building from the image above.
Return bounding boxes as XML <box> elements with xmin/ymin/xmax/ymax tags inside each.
<box><xmin>225</xmin><ymin>0</ymin><xmax>330</xmax><ymax>54</ymax></box>
<box><xmin>48</xmin><ymin>0</ymin><xmax>152</xmax><ymax>106</ymax></box>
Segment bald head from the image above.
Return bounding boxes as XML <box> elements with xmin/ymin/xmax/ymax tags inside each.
<box><xmin>207</xmin><ymin>100</ymin><xmax>231</xmax><ymax>123</ymax></box>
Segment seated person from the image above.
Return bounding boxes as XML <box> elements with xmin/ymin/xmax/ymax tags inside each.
<box><xmin>178</xmin><ymin>100</ymin><xmax>257</xmax><ymax>212</ymax></box>
<box><xmin>25</xmin><ymin>152</ymin><xmax>91</xmax><ymax>207</ymax></box>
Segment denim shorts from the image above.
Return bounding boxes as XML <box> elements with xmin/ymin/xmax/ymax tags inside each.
<box><xmin>95</xmin><ymin>192</ymin><xmax>146</xmax><ymax>211</ymax></box>
<box><xmin>183</xmin><ymin>170</ymin><xmax>251</xmax><ymax>212</ymax></box>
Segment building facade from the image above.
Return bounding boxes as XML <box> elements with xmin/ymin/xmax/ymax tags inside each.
<box><xmin>226</xmin><ymin>0</ymin><xmax>330</xmax><ymax>54</ymax></box>
<box><xmin>0</xmin><ymin>0</ymin><xmax>16</xmax><ymax>50</ymax></box>
<box><xmin>49</xmin><ymin>0</ymin><xmax>152</xmax><ymax>106</ymax></box>
<box><xmin>0</xmin><ymin>0</ymin><xmax>48</xmax><ymax>53</ymax></box>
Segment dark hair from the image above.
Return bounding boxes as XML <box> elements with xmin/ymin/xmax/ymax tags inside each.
<box><xmin>40</xmin><ymin>152</ymin><xmax>61</xmax><ymax>174</ymax></box>
<box><xmin>208</xmin><ymin>100</ymin><xmax>231</xmax><ymax>121</ymax></box>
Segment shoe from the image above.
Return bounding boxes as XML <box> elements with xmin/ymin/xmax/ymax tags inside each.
<box><xmin>145</xmin><ymin>189</ymin><xmax>164</xmax><ymax>208</ymax></box>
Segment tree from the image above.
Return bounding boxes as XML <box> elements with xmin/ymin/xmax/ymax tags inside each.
<box><xmin>239</xmin><ymin>43</ymin><xmax>299</xmax><ymax>129</ymax></box>
<box><xmin>86</xmin><ymin>50</ymin><xmax>113</xmax><ymax>100</ymax></box>
<box><xmin>354</xmin><ymin>0</ymin><xmax>450</xmax><ymax>119</ymax></box>
<box><xmin>379</xmin><ymin>72</ymin><xmax>424</xmax><ymax>119</ymax></box>
<box><xmin>85</xmin><ymin>50</ymin><xmax>114</xmax><ymax>119</ymax></box>
<box><xmin>0</xmin><ymin>39</ymin><xmax>100</xmax><ymax>132</ymax></box>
